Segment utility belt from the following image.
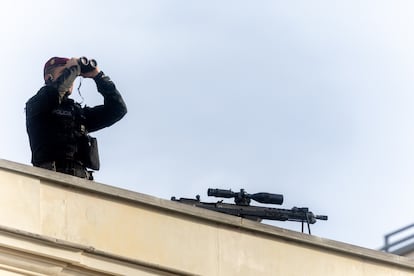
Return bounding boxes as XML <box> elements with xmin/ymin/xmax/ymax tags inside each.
<box><xmin>35</xmin><ymin>160</ymin><xmax>94</xmax><ymax>180</ymax></box>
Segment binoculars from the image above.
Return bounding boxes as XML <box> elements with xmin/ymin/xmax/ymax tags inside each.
<box><xmin>78</xmin><ymin>57</ymin><xmax>97</xmax><ymax>73</ymax></box>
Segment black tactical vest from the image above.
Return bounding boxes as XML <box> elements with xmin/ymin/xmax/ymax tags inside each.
<box><xmin>50</xmin><ymin>98</ymin><xmax>87</xmax><ymax>161</ymax></box>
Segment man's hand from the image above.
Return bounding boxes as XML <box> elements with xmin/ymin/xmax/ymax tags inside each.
<box><xmin>81</xmin><ymin>67</ymin><xmax>100</xmax><ymax>78</ymax></box>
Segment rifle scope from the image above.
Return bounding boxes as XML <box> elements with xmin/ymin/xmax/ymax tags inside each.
<box><xmin>207</xmin><ymin>188</ymin><xmax>284</xmax><ymax>205</ymax></box>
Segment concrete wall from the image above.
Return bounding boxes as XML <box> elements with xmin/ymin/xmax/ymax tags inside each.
<box><xmin>0</xmin><ymin>159</ymin><xmax>413</xmax><ymax>276</ymax></box>
<box><xmin>0</xmin><ymin>225</ymin><xmax>184</xmax><ymax>275</ymax></box>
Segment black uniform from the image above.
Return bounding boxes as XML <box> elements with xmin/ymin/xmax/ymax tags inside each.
<box><xmin>26</xmin><ymin>64</ymin><xmax>127</xmax><ymax>179</ymax></box>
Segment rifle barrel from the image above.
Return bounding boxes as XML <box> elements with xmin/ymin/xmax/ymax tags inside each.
<box><xmin>316</xmin><ymin>215</ymin><xmax>328</xmax><ymax>220</ymax></box>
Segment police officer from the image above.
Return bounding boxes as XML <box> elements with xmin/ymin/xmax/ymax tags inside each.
<box><xmin>26</xmin><ymin>57</ymin><xmax>127</xmax><ymax>180</ymax></box>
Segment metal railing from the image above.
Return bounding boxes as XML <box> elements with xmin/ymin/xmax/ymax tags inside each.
<box><xmin>381</xmin><ymin>223</ymin><xmax>414</xmax><ymax>253</ymax></box>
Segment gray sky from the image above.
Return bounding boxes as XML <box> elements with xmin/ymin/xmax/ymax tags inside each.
<box><xmin>1</xmin><ymin>0</ymin><xmax>414</xmax><ymax>249</ymax></box>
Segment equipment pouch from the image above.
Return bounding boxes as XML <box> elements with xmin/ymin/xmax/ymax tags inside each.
<box><xmin>79</xmin><ymin>135</ymin><xmax>100</xmax><ymax>170</ymax></box>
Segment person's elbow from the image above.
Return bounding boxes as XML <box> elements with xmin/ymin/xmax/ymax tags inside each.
<box><xmin>113</xmin><ymin>100</ymin><xmax>127</xmax><ymax>122</ymax></box>
<box><xmin>119</xmin><ymin>100</ymin><xmax>127</xmax><ymax>119</ymax></box>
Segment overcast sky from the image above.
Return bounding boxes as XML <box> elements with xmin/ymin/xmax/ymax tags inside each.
<box><xmin>2</xmin><ymin>0</ymin><xmax>414</xmax><ymax>250</ymax></box>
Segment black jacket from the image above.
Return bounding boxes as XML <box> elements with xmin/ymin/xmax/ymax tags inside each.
<box><xmin>26</xmin><ymin>66</ymin><xmax>127</xmax><ymax>166</ymax></box>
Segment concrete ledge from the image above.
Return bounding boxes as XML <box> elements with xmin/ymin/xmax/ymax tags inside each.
<box><xmin>1</xmin><ymin>159</ymin><xmax>413</xmax><ymax>275</ymax></box>
<box><xmin>0</xmin><ymin>224</ymin><xmax>197</xmax><ymax>276</ymax></box>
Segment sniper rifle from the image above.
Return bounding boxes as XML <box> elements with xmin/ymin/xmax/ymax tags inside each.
<box><xmin>171</xmin><ymin>188</ymin><xmax>327</xmax><ymax>234</ymax></box>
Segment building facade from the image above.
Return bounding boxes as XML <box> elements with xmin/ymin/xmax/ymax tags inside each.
<box><xmin>0</xmin><ymin>159</ymin><xmax>413</xmax><ymax>275</ymax></box>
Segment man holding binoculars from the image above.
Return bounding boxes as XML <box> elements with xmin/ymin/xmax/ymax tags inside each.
<box><xmin>25</xmin><ymin>56</ymin><xmax>127</xmax><ymax>180</ymax></box>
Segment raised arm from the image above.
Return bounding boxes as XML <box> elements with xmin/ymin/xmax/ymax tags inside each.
<box><xmin>84</xmin><ymin>71</ymin><xmax>127</xmax><ymax>132</ymax></box>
